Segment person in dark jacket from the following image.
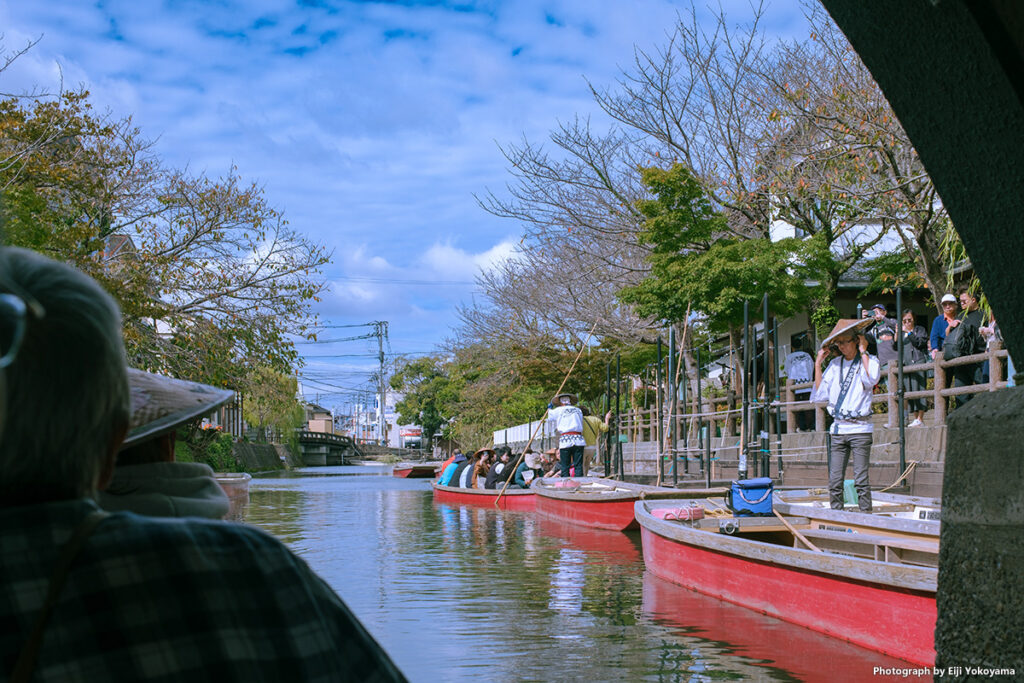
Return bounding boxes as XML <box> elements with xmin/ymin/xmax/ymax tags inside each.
<box><xmin>895</xmin><ymin>309</ymin><xmax>929</xmax><ymax>426</ymax></box>
<box><xmin>484</xmin><ymin>447</ymin><xmax>513</xmax><ymax>489</ymax></box>
<box><xmin>944</xmin><ymin>288</ymin><xmax>985</xmax><ymax>408</ymax></box>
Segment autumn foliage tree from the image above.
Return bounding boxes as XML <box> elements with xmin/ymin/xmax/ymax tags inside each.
<box><xmin>0</xmin><ymin>87</ymin><xmax>328</xmax><ymax>388</ymax></box>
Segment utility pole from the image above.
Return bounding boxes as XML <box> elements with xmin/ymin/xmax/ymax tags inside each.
<box><xmin>374</xmin><ymin>321</ymin><xmax>389</xmax><ymax>445</ymax></box>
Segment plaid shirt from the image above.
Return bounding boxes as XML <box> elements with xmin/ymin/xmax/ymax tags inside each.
<box><xmin>0</xmin><ymin>499</ymin><xmax>405</xmax><ymax>682</ymax></box>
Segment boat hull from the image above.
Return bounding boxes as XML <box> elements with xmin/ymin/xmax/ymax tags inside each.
<box><xmin>533</xmin><ymin>478</ymin><xmax>726</xmax><ymax>532</ymax></box>
<box><xmin>536</xmin><ymin>493</ymin><xmax>639</xmax><ymax>531</ymax></box>
<box><xmin>431</xmin><ymin>482</ymin><xmax>535</xmax><ymax>510</ymax></box>
<box><xmin>393</xmin><ymin>465</ymin><xmax>436</xmax><ymax>479</ymax></box>
<box><xmin>637</xmin><ymin>502</ymin><xmax>936</xmax><ymax>666</ymax></box>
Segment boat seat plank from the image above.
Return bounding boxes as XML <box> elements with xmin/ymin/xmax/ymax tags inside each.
<box><xmin>797</xmin><ymin>528</ymin><xmax>939</xmax><ymax>566</ymax></box>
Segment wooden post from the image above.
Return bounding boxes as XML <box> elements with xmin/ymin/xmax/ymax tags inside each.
<box><xmin>989</xmin><ymin>342</ymin><xmax>1003</xmax><ymax>390</ymax></box>
<box><xmin>785</xmin><ymin>380</ymin><xmax>795</xmax><ymax>434</ymax></box>
<box><xmin>934</xmin><ymin>355</ymin><xmax>947</xmax><ymax>424</ymax></box>
<box><xmin>815</xmin><ymin>402</ymin><xmax>826</xmax><ymax>432</ymax></box>
<box><xmin>887</xmin><ymin>365</ymin><xmax>898</xmax><ymax>427</ymax></box>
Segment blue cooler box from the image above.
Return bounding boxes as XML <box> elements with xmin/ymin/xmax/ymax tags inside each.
<box><xmin>726</xmin><ymin>477</ymin><xmax>774</xmax><ymax>517</ymax></box>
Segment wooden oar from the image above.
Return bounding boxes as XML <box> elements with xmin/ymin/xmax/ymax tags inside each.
<box><xmin>773</xmin><ymin>509</ymin><xmax>822</xmax><ymax>552</ymax></box>
<box><xmin>495</xmin><ymin>322</ymin><xmax>598</xmax><ymax>507</ymax></box>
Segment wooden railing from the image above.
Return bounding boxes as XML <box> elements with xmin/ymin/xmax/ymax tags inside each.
<box><xmin>612</xmin><ymin>345</ymin><xmax>1010</xmax><ymax>439</ymax></box>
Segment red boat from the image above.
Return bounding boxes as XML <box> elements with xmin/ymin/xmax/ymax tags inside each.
<box><xmin>635</xmin><ymin>498</ymin><xmax>938</xmax><ymax>666</ymax></box>
<box><xmin>532</xmin><ymin>477</ymin><xmax>725</xmax><ymax>532</ymax></box>
<box><xmin>431</xmin><ymin>482</ymin><xmax>536</xmax><ymax>510</ymax></box>
<box><xmin>392</xmin><ymin>464</ymin><xmax>437</xmax><ymax>479</ymax></box>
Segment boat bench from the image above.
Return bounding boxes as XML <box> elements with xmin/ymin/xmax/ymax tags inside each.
<box><xmin>797</xmin><ymin>528</ymin><xmax>939</xmax><ymax>567</ymax></box>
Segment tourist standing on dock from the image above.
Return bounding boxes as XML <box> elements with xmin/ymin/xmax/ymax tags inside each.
<box><xmin>930</xmin><ymin>293</ymin><xmax>959</xmax><ymax>358</ymax></box>
<box><xmin>811</xmin><ymin>319</ymin><xmax>880</xmax><ymax>512</ymax></box>
<box><xmin>546</xmin><ymin>392</ymin><xmax>585</xmax><ymax>477</ymax></box>
<box><xmin>0</xmin><ymin>247</ymin><xmax>405</xmax><ymax>682</ymax></box>
<box><xmin>898</xmin><ymin>310</ymin><xmax>930</xmax><ymax>427</ymax></box>
<box><xmin>944</xmin><ymin>288</ymin><xmax>985</xmax><ymax>407</ymax></box>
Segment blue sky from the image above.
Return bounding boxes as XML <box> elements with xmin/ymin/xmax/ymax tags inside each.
<box><xmin>1</xmin><ymin>0</ymin><xmax>807</xmax><ymax>408</ymax></box>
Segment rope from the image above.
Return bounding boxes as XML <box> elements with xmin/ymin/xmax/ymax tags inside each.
<box><xmin>879</xmin><ymin>460</ymin><xmax>920</xmax><ymax>492</ymax></box>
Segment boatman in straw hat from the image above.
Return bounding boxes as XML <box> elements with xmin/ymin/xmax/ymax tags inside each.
<box><xmin>811</xmin><ymin>317</ymin><xmax>880</xmax><ymax>512</ymax></box>
<box><xmin>546</xmin><ymin>391</ymin><xmax>585</xmax><ymax>477</ymax></box>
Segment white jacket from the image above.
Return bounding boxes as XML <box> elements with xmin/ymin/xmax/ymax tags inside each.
<box><xmin>810</xmin><ymin>354</ymin><xmax>880</xmax><ymax>434</ymax></box>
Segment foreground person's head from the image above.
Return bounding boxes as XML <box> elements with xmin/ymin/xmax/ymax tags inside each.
<box><xmin>0</xmin><ymin>247</ymin><xmax>130</xmax><ymax>504</ymax></box>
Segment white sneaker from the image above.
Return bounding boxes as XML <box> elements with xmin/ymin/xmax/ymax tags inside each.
<box><xmin>908</xmin><ymin>418</ymin><xmax>923</xmax><ymax>427</ymax></box>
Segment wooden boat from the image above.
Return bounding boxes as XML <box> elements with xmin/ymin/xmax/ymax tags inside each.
<box><xmin>213</xmin><ymin>472</ymin><xmax>251</xmax><ymax>521</ymax></box>
<box><xmin>775</xmin><ymin>488</ymin><xmax>941</xmax><ymax>522</ymax></box>
<box><xmin>532</xmin><ymin>477</ymin><xmax>727</xmax><ymax>532</ymax></box>
<box><xmin>431</xmin><ymin>481</ymin><xmax>536</xmax><ymax>510</ymax></box>
<box><xmin>635</xmin><ymin>497</ymin><xmax>937</xmax><ymax>665</ymax></box>
<box><xmin>392</xmin><ymin>463</ymin><xmax>437</xmax><ymax>479</ymax></box>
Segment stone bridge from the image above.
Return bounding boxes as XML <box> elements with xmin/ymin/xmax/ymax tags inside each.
<box><xmin>295</xmin><ymin>430</ymin><xmax>361</xmax><ymax>466</ymax></box>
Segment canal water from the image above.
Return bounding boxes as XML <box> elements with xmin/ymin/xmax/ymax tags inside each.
<box><xmin>242</xmin><ymin>466</ymin><xmax>920</xmax><ymax>682</ymax></box>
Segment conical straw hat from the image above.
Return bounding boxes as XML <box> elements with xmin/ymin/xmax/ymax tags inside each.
<box><xmin>820</xmin><ymin>318</ymin><xmax>875</xmax><ymax>349</ymax></box>
<box><xmin>122</xmin><ymin>368</ymin><xmax>235</xmax><ymax>449</ymax></box>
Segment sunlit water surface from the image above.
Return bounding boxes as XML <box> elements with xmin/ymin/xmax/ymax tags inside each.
<box><xmin>242</xmin><ymin>466</ymin><xmax>917</xmax><ymax>682</ymax></box>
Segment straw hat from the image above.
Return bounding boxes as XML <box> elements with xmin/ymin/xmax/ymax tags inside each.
<box><xmin>820</xmin><ymin>318</ymin><xmax>875</xmax><ymax>349</ymax></box>
<box><xmin>472</xmin><ymin>447</ymin><xmax>495</xmax><ymax>459</ymax></box>
<box><xmin>122</xmin><ymin>369</ymin><xmax>234</xmax><ymax>449</ymax></box>
<box><xmin>552</xmin><ymin>392</ymin><xmax>578</xmax><ymax>405</ymax></box>
<box><xmin>524</xmin><ymin>452</ymin><xmax>543</xmax><ymax>469</ymax></box>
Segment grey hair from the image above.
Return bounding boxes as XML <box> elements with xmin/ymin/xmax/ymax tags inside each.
<box><xmin>0</xmin><ymin>247</ymin><xmax>129</xmax><ymax>502</ymax></box>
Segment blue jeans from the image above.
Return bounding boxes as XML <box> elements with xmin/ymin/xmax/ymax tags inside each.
<box><xmin>560</xmin><ymin>445</ymin><xmax>584</xmax><ymax>477</ymax></box>
<box><xmin>828</xmin><ymin>433</ymin><xmax>872</xmax><ymax>511</ymax></box>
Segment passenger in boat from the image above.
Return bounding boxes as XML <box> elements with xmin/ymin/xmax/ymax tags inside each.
<box><xmin>546</xmin><ymin>391</ymin><xmax>585</xmax><ymax>477</ymax></box>
<box><xmin>512</xmin><ymin>451</ymin><xmax>544</xmax><ymax>488</ymax></box>
<box><xmin>0</xmin><ymin>248</ymin><xmax>405</xmax><ymax>682</ymax></box>
<box><xmin>541</xmin><ymin>449</ymin><xmax>561</xmax><ymax>478</ymax></box>
<box><xmin>437</xmin><ymin>449</ymin><xmax>460</xmax><ymax>478</ymax></box>
<box><xmin>438</xmin><ymin>453</ymin><xmax>467</xmax><ymax>485</ymax></box>
<box><xmin>811</xmin><ymin>318</ymin><xmax>880</xmax><ymax>512</ymax></box>
<box><xmin>97</xmin><ymin>370</ymin><xmax>233</xmax><ymax>519</ymax></box>
<box><xmin>484</xmin><ymin>446</ymin><xmax>513</xmax><ymax>489</ymax></box>
<box><xmin>472</xmin><ymin>448</ymin><xmax>494</xmax><ymax>489</ymax></box>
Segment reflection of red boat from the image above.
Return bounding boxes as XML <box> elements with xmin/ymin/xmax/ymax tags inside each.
<box><xmin>641</xmin><ymin>572</ymin><xmax>919</xmax><ymax>682</ymax></box>
<box><xmin>533</xmin><ymin>515</ymin><xmax>642</xmax><ymax>565</ymax></box>
<box><xmin>431</xmin><ymin>482</ymin><xmax>535</xmax><ymax>510</ymax></box>
<box><xmin>392</xmin><ymin>464</ymin><xmax>437</xmax><ymax>479</ymax></box>
<box><xmin>533</xmin><ymin>477</ymin><xmax>726</xmax><ymax>531</ymax></box>
<box><xmin>636</xmin><ymin>499</ymin><xmax>937</xmax><ymax>666</ymax></box>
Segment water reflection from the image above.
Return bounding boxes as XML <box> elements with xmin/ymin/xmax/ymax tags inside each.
<box><xmin>243</xmin><ymin>469</ymin><xmax>920</xmax><ymax>682</ymax></box>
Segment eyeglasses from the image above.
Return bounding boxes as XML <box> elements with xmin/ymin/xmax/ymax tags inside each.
<box><xmin>0</xmin><ymin>293</ymin><xmax>45</xmax><ymax>369</ymax></box>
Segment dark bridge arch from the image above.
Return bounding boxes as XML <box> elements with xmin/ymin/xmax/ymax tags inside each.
<box><xmin>295</xmin><ymin>430</ymin><xmax>361</xmax><ymax>466</ymax></box>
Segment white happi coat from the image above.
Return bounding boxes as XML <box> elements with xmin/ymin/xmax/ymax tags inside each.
<box><xmin>547</xmin><ymin>404</ymin><xmax>585</xmax><ymax>447</ymax></box>
<box><xmin>810</xmin><ymin>354</ymin><xmax>880</xmax><ymax>434</ymax></box>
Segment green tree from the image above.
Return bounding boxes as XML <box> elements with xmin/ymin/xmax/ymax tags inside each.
<box><xmin>619</xmin><ymin>164</ymin><xmax>808</xmax><ymax>334</ymax></box>
<box><xmin>242</xmin><ymin>366</ymin><xmax>304</xmax><ymax>442</ymax></box>
<box><xmin>389</xmin><ymin>355</ymin><xmax>454</xmax><ymax>446</ymax></box>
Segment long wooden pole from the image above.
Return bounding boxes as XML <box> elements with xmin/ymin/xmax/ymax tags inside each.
<box><xmin>495</xmin><ymin>323</ymin><xmax>599</xmax><ymax>506</ymax></box>
<box><xmin>773</xmin><ymin>508</ymin><xmax>822</xmax><ymax>552</ymax></box>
